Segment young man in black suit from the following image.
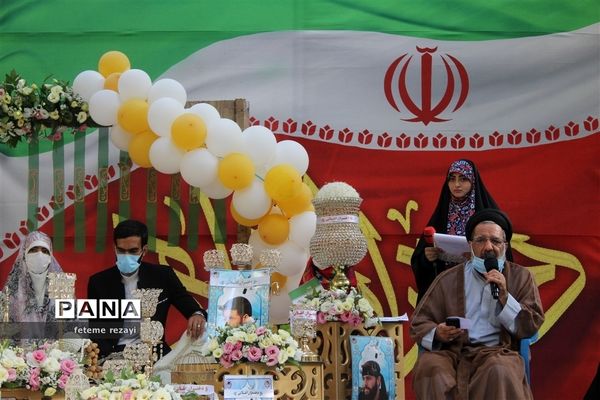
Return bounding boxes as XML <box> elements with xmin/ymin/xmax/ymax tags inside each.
<box><xmin>87</xmin><ymin>219</ymin><xmax>207</xmax><ymax>359</ymax></box>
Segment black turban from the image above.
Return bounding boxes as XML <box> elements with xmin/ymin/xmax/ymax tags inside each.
<box><xmin>465</xmin><ymin>208</ymin><xmax>513</xmax><ymax>242</ymax></box>
<box><xmin>361</xmin><ymin>360</ymin><xmax>381</xmax><ymax>377</ymax></box>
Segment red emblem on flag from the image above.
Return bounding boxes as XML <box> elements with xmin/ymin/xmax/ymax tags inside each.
<box><xmin>384</xmin><ymin>47</ymin><xmax>469</xmax><ymax>125</ymax></box>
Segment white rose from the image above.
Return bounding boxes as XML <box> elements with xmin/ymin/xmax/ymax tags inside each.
<box><xmin>41</xmin><ymin>357</ymin><xmax>60</xmax><ymax>373</ymax></box>
<box><xmin>212</xmin><ymin>348</ymin><xmax>223</xmax><ymax>358</ymax></box>
<box><xmin>47</xmin><ymin>92</ymin><xmax>60</xmax><ymax>103</ymax></box>
<box><xmin>0</xmin><ymin>365</ymin><xmax>8</xmax><ymax>384</ymax></box>
<box><xmin>357</xmin><ymin>298</ymin><xmax>372</xmax><ymax>313</ymax></box>
<box><xmin>134</xmin><ymin>389</ymin><xmax>153</xmax><ymax>400</ymax></box>
<box><xmin>80</xmin><ymin>387</ymin><xmax>99</xmax><ymax>399</ymax></box>
<box><xmin>150</xmin><ymin>387</ymin><xmax>172</xmax><ymax>400</ymax></box>
<box><xmin>277</xmin><ymin>329</ymin><xmax>291</xmax><ymax>340</ymax></box>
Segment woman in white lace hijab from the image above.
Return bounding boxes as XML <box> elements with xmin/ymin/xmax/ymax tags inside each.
<box><xmin>3</xmin><ymin>231</ymin><xmax>63</xmax><ymax>323</ymax></box>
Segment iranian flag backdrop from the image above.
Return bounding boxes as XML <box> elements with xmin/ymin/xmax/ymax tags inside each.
<box><xmin>1</xmin><ymin>1</ymin><xmax>598</xmax><ymax>398</ymax></box>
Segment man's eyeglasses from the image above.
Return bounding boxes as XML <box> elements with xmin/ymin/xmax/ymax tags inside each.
<box><xmin>472</xmin><ymin>236</ymin><xmax>505</xmax><ymax>246</ymax></box>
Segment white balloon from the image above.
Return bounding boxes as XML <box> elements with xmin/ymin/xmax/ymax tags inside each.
<box><xmin>288</xmin><ymin>211</ymin><xmax>317</xmax><ymax>249</ymax></box>
<box><xmin>72</xmin><ymin>70</ymin><xmax>105</xmax><ymax>102</ymax></box>
<box><xmin>118</xmin><ymin>69</ymin><xmax>152</xmax><ymax>101</ymax></box>
<box><xmin>147</xmin><ymin>97</ymin><xmax>185</xmax><ymax>137</ymax></box>
<box><xmin>147</xmin><ymin>78</ymin><xmax>187</xmax><ymax>105</ymax></box>
<box><xmin>232</xmin><ymin>179</ymin><xmax>272</xmax><ymax>220</ymax></box>
<box><xmin>276</xmin><ymin>240</ymin><xmax>310</xmax><ymax>276</ymax></box>
<box><xmin>200</xmin><ymin>178</ymin><xmax>233</xmax><ymax>199</ymax></box>
<box><xmin>149</xmin><ymin>137</ymin><xmax>184</xmax><ymax>174</ymax></box>
<box><xmin>189</xmin><ymin>103</ymin><xmax>220</xmax><ymax>126</ymax></box>
<box><xmin>267</xmin><ymin>140</ymin><xmax>309</xmax><ymax>175</ymax></box>
<box><xmin>109</xmin><ymin>124</ymin><xmax>133</xmax><ymax>151</ymax></box>
<box><xmin>88</xmin><ymin>90</ymin><xmax>120</xmax><ymax>126</ymax></box>
<box><xmin>205</xmin><ymin>118</ymin><xmax>243</xmax><ymax>157</ymax></box>
<box><xmin>180</xmin><ymin>148</ymin><xmax>219</xmax><ymax>188</ymax></box>
<box><xmin>241</xmin><ymin>126</ymin><xmax>277</xmax><ymax>167</ymax></box>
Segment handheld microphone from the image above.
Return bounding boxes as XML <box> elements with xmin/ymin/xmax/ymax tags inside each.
<box><xmin>423</xmin><ymin>226</ymin><xmax>436</xmax><ymax>245</ymax></box>
<box><xmin>484</xmin><ymin>254</ymin><xmax>500</xmax><ymax>299</ymax></box>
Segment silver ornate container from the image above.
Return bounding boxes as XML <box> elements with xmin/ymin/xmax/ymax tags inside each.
<box><xmin>309</xmin><ymin>182</ymin><xmax>367</xmax><ymax>290</ymax></box>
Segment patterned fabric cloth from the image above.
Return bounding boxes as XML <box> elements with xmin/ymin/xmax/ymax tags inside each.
<box><xmin>446</xmin><ymin>160</ymin><xmax>476</xmax><ymax>236</ymax></box>
<box><xmin>3</xmin><ymin>231</ymin><xmax>63</xmax><ymax>323</ymax></box>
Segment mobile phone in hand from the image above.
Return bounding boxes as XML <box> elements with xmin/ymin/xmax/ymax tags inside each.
<box><xmin>446</xmin><ymin>317</ymin><xmax>460</xmax><ymax>328</ymax></box>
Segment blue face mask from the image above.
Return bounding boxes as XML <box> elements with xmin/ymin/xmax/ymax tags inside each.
<box><xmin>116</xmin><ymin>254</ymin><xmax>141</xmax><ymax>274</ymax></box>
<box><xmin>470</xmin><ymin>246</ymin><xmax>505</xmax><ymax>274</ymax></box>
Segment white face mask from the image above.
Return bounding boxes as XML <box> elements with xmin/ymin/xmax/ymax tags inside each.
<box><xmin>26</xmin><ymin>252</ymin><xmax>51</xmax><ymax>274</ymax></box>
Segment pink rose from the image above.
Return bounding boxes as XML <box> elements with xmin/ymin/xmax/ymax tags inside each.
<box><xmin>256</xmin><ymin>326</ymin><xmax>267</xmax><ymax>336</ymax></box>
<box><xmin>7</xmin><ymin>368</ymin><xmax>17</xmax><ymax>381</ymax></box>
<box><xmin>233</xmin><ymin>341</ymin><xmax>243</xmax><ymax>351</ymax></box>
<box><xmin>223</xmin><ymin>342</ymin><xmax>236</xmax><ymax>354</ymax></box>
<box><xmin>340</xmin><ymin>311</ymin><xmax>352</xmax><ymax>322</ymax></box>
<box><xmin>264</xmin><ymin>345</ymin><xmax>279</xmax><ymax>358</ymax></box>
<box><xmin>246</xmin><ymin>346</ymin><xmax>263</xmax><ymax>362</ymax></box>
<box><xmin>60</xmin><ymin>358</ymin><xmax>77</xmax><ymax>375</ymax></box>
<box><xmin>58</xmin><ymin>373</ymin><xmax>70</xmax><ymax>389</ymax></box>
<box><xmin>28</xmin><ymin>367</ymin><xmax>41</xmax><ymax>391</ymax></box>
<box><xmin>266</xmin><ymin>355</ymin><xmax>279</xmax><ymax>367</ymax></box>
<box><xmin>219</xmin><ymin>353</ymin><xmax>233</xmax><ymax>368</ymax></box>
<box><xmin>350</xmin><ymin>314</ymin><xmax>363</xmax><ymax>327</ymax></box>
<box><xmin>316</xmin><ymin>312</ymin><xmax>327</xmax><ymax>324</ymax></box>
<box><xmin>230</xmin><ymin>349</ymin><xmax>243</xmax><ymax>361</ymax></box>
<box><xmin>123</xmin><ymin>392</ymin><xmax>133</xmax><ymax>400</ymax></box>
<box><xmin>31</xmin><ymin>349</ymin><xmax>47</xmax><ymax>364</ymax></box>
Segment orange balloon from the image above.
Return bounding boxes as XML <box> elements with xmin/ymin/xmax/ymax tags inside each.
<box><xmin>118</xmin><ymin>99</ymin><xmax>149</xmax><ymax>134</ymax></box>
<box><xmin>231</xmin><ymin>203</ymin><xmax>266</xmax><ymax>227</ymax></box>
<box><xmin>98</xmin><ymin>51</ymin><xmax>131</xmax><ymax>78</ymax></box>
<box><xmin>277</xmin><ymin>183</ymin><xmax>314</xmax><ymax>217</ymax></box>
<box><xmin>271</xmin><ymin>272</ymin><xmax>288</xmax><ymax>290</ymax></box>
<box><xmin>264</xmin><ymin>164</ymin><xmax>303</xmax><ymax>202</ymax></box>
<box><xmin>128</xmin><ymin>130</ymin><xmax>158</xmax><ymax>168</ymax></box>
<box><xmin>218</xmin><ymin>153</ymin><xmax>255</xmax><ymax>190</ymax></box>
<box><xmin>258</xmin><ymin>213</ymin><xmax>289</xmax><ymax>245</ymax></box>
<box><xmin>171</xmin><ymin>113</ymin><xmax>207</xmax><ymax>150</ymax></box>
<box><xmin>103</xmin><ymin>72</ymin><xmax>121</xmax><ymax>92</ymax></box>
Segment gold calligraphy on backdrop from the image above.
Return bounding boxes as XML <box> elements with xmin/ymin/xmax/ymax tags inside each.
<box><xmin>113</xmin><ymin>174</ymin><xmax>585</xmax><ymax>376</ymax></box>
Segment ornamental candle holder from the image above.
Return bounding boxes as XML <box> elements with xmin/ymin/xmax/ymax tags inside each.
<box><xmin>129</xmin><ymin>288</ymin><xmax>164</xmax><ymax>376</ymax></box>
<box><xmin>290</xmin><ymin>304</ymin><xmax>320</xmax><ymax>362</ymax></box>
<box><xmin>203</xmin><ymin>249</ymin><xmax>225</xmax><ymax>271</ymax></box>
<box><xmin>309</xmin><ymin>182</ymin><xmax>367</xmax><ymax>291</ymax></box>
<box><xmin>47</xmin><ymin>272</ymin><xmax>77</xmax><ymax>299</ymax></box>
<box><xmin>230</xmin><ymin>243</ymin><xmax>253</xmax><ymax>270</ymax></box>
<box><xmin>65</xmin><ymin>368</ymin><xmax>91</xmax><ymax>400</ymax></box>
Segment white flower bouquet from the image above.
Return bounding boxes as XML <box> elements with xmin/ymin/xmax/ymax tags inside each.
<box><xmin>298</xmin><ymin>287</ymin><xmax>377</xmax><ymax>327</ymax></box>
<box><xmin>201</xmin><ymin>322</ymin><xmax>300</xmax><ymax>370</ymax></box>
<box><xmin>0</xmin><ymin>340</ymin><xmax>80</xmax><ymax>397</ymax></box>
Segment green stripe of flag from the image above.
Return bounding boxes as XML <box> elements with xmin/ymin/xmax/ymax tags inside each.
<box><xmin>52</xmin><ymin>136</ymin><xmax>65</xmax><ymax>251</ymax></box>
<box><xmin>0</xmin><ymin>1</ymin><xmax>596</xmax><ymax>84</ymax></box>
<box><xmin>118</xmin><ymin>151</ymin><xmax>131</xmax><ymax>219</ymax></box>
<box><xmin>187</xmin><ymin>187</ymin><xmax>201</xmax><ymax>250</ymax></box>
<box><xmin>27</xmin><ymin>138</ymin><xmax>39</xmax><ymax>232</ymax></box>
<box><xmin>146</xmin><ymin>168</ymin><xmax>158</xmax><ymax>252</ymax></box>
<box><xmin>73</xmin><ymin>131</ymin><xmax>86</xmax><ymax>251</ymax></box>
<box><xmin>95</xmin><ymin>127</ymin><xmax>109</xmax><ymax>252</ymax></box>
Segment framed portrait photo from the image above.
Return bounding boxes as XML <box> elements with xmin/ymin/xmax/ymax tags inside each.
<box><xmin>207</xmin><ymin>268</ymin><xmax>271</xmax><ymax>336</ymax></box>
<box><xmin>350</xmin><ymin>335</ymin><xmax>396</xmax><ymax>400</ymax></box>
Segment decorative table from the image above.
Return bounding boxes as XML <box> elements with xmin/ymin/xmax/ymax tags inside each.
<box><xmin>308</xmin><ymin>321</ymin><xmax>405</xmax><ymax>400</ymax></box>
<box><xmin>172</xmin><ymin>361</ymin><xmax>323</xmax><ymax>400</ymax></box>
<box><xmin>0</xmin><ymin>389</ymin><xmax>64</xmax><ymax>400</ymax></box>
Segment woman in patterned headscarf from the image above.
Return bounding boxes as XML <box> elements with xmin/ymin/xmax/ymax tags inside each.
<box><xmin>410</xmin><ymin>160</ymin><xmax>511</xmax><ymax>304</ymax></box>
<box><xmin>3</xmin><ymin>231</ymin><xmax>63</xmax><ymax>323</ymax></box>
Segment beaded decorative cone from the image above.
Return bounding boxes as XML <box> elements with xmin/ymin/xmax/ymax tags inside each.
<box><xmin>310</xmin><ymin>182</ymin><xmax>367</xmax><ymax>291</ymax></box>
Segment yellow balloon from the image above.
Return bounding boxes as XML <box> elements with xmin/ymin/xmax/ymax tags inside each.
<box><xmin>277</xmin><ymin>183</ymin><xmax>314</xmax><ymax>217</ymax></box>
<box><xmin>128</xmin><ymin>130</ymin><xmax>158</xmax><ymax>168</ymax></box>
<box><xmin>103</xmin><ymin>72</ymin><xmax>121</xmax><ymax>92</ymax></box>
<box><xmin>118</xmin><ymin>99</ymin><xmax>149</xmax><ymax>134</ymax></box>
<box><xmin>218</xmin><ymin>153</ymin><xmax>255</xmax><ymax>190</ymax></box>
<box><xmin>258</xmin><ymin>214</ymin><xmax>289</xmax><ymax>245</ymax></box>
<box><xmin>98</xmin><ymin>51</ymin><xmax>131</xmax><ymax>78</ymax></box>
<box><xmin>231</xmin><ymin>203</ymin><xmax>266</xmax><ymax>227</ymax></box>
<box><xmin>171</xmin><ymin>113</ymin><xmax>207</xmax><ymax>150</ymax></box>
<box><xmin>264</xmin><ymin>164</ymin><xmax>303</xmax><ymax>202</ymax></box>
